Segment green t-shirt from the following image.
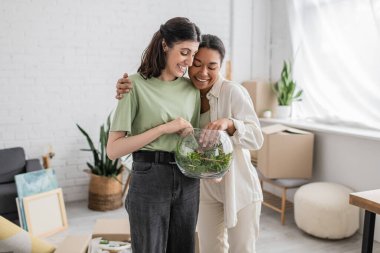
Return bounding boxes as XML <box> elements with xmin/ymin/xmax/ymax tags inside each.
<box><xmin>110</xmin><ymin>73</ymin><xmax>200</xmax><ymax>152</ymax></box>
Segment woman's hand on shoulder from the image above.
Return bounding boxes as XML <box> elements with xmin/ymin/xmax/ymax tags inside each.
<box><xmin>115</xmin><ymin>73</ymin><xmax>133</xmax><ymax>99</ymax></box>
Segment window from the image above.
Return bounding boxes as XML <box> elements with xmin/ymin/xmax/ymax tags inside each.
<box><xmin>287</xmin><ymin>0</ymin><xmax>380</xmax><ymax>130</ymax></box>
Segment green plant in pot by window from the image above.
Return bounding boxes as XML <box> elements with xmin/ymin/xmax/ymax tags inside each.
<box><xmin>76</xmin><ymin>114</ymin><xmax>124</xmax><ymax>211</ymax></box>
<box><xmin>272</xmin><ymin>61</ymin><xmax>303</xmax><ymax>118</ymax></box>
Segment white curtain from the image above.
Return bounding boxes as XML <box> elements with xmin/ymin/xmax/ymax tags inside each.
<box><xmin>287</xmin><ymin>0</ymin><xmax>380</xmax><ymax>130</ymax></box>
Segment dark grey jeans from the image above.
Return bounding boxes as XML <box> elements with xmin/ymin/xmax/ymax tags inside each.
<box><xmin>126</xmin><ymin>161</ymin><xmax>200</xmax><ymax>253</ymax></box>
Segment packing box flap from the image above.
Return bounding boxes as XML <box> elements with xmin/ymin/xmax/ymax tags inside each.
<box><xmin>92</xmin><ymin>218</ymin><xmax>131</xmax><ymax>242</ymax></box>
<box><xmin>262</xmin><ymin>124</ymin><xmax>311</xmax><ymax>135</ymax></box>
<box><xmin>262</xmin><ymin>124</ymin><xmax>288</xmax><ymax>135</ymax></box>
<box><xmin>258</xmin><ymin>124</ymin><xmax>314</xmax><ymax>179</ymax></box>
<box><xmin>55</xmin><ymin>234</ymin><xmax>91</xmax><ymax>253</ymax></box>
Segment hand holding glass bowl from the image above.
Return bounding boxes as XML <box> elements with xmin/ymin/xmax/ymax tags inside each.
<box><xmin>175</xmin><ymin>128</ymin><xmax>233</xmax><ymax>179</ymax></box>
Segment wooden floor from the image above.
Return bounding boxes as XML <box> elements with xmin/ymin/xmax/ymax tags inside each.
<box><xmin>46</xmin><ymin>200</ymin><xmax>380</xmax><ymax>252</ymax></box>
<box><xmin>258</xmin><ymin>207</ymin><xmax>380</xmax><ymax>253</ymax></box>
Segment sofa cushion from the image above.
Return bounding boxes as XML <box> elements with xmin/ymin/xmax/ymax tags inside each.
<box><xmin>25</xmin><ymin>159</ymin><xmax>43</xmax><ymax>172</ymax></box>
<box><xmin>0</xmin><ymin>147</ymin><xmax>26</xmax><ymax>183</ymax></box>
<box><xmin>0</xmin><ymin>183</ymin><xmax>18</xmax><ymax>214</ymax></box>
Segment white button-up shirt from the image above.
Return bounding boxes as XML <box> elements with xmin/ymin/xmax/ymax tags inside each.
<box><xmin>205</xmin><ymin>74</ymin><xmax>264</xmax><ymax>228</ymax></box>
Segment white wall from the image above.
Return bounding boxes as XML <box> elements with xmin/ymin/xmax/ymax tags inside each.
<box><xmin>240</xmin><ymin>0</ymin><xmax>291</xmax><ymax>83</ymax></box>
<box><xmin>0</xmin><ymin>0</ymin><xmax>231</xmax><ymax>202</ymax></box>
<box><xmin>251</xmin><ymin>0</ymin><xmax>271</xmax><ymax>80</ymax></box>
<box><xmin>230</xmin><ymin>0</ymin><xmax>272</xmax><ymax>83</ymax></box>
<box><xmin>230</xmin><ymin>0</ymin><xmax>253</xmax><ymax>83</ymax></box>
<box><xmin>269</xmin><ymin>0</ymin><xmax>292</xmax><ymax>82</ymax></box>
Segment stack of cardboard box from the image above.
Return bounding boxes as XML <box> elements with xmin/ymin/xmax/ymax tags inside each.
<box><xmin>242</xmin><ymin>80</ymin><xmax>276</xmax><ymax>165</ymax></box>
<box><xmin>241</xmin><ymin>80</ymin><xmax>314</xmax><ymax>179</ymax></box>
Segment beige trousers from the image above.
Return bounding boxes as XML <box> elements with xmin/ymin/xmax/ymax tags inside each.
<box><xmin>197</xmin><ymin>184</ymin><xmax>261</xmax><ymax>253</ymax></box>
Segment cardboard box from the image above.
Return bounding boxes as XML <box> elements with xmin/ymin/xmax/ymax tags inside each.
<box><xmin>257</xmin><ymin>124</ymin><xmax>314</xmax><ymax>179</ymax></box>
<box><xmin>55</xmin><ymin>235</ymin><xmax>91</xmax><ymax>253</ymax></box>
<box><xmin>55</xmin><ymin>218</ymin><xmax>199</xmax><ymax>253</ymax></box>
<box><xmin>242</xmin><ymin>80</ymin><xmax>277</xmax><ymax>118</ymax></box>
<box><xmin>92</xmin><ymin>218</ymin><xmax>131</xmax><ymax>241</ymax></box>
<box><xmin>55</xmin><ymin>218</ymin><xmax>130</xmax><ymax>252</ymax></box>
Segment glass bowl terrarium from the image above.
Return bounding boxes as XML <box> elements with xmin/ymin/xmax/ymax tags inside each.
<box><xmin>175</xmin><ymin>128</ymin><xmax>233</xmax><ymax>179</ymax></box>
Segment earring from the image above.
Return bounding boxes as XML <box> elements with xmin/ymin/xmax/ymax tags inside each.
<box><xmin>162</xmin><ymin>41</ymin><xmax>168</xmax><ymax>52</ymax></box>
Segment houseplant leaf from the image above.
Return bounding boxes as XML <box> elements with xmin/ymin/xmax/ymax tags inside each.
<box><xmin>272</xmin><ymin>60</ymin><xmax>303</xmax><ymax>106</ymax></box>
<box><xmin>76</xmin><ymin>113</ymin><xmax>122</xmax><ymax>179</ymax></box>
<box><xmin>76</xmin><ymin>124</ymin><xmax>100</xmax><ymax>173</ymax></box>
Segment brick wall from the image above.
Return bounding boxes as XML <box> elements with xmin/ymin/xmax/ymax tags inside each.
<box><xmin>0</xmin><ymin>0</ymin><xmax>231</xmax><ymax>201</ymax></box>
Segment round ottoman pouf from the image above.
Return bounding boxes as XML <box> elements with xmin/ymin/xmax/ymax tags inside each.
<box><xmin>294</xmin><ymin>182</ymin><xmax>359</xmax><ymax>239</ymax></box>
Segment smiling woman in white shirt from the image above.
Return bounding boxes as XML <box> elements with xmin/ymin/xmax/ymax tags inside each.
<box><xmin>116</xmin><ymin>34</ymin><xmax>264</xmax><ymax>253</ymax></box>
<box><xmin>189</xmin><ymin>34</ymin><xmax>263</xmax><ymax>253</ymax></box>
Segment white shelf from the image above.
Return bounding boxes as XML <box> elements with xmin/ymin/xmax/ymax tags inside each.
<box><xmin>259</xmin><ymin>118</ymin><xmax>380</xmax><ymax>142</ymax></box>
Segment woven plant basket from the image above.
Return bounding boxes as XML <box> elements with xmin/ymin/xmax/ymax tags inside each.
<box><xmin>88</xmin><ymin>173</ymin><xmax>123</xmax><ymax>211</ymax></box>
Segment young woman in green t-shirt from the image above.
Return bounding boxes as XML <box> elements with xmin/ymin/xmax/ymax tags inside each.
<box><xmin>107</xmin><ymin>17</ymin><xmax>201</xmax><ymax>253</ymax></box>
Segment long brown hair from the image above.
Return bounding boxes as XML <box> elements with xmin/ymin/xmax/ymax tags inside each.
<box><xmin>138</xmin><ymin>17</ymin><xmax>201</xmax><ymax>79</ymax></box>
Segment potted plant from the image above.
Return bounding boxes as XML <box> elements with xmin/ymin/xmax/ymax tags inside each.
<box><xmin>272</xmin><ymin>61</ymin><xmax>303</xmax><ymax>118</ymax></box>
<box><xmin>76</xmin><ymin>114</ymin><xmax>123</xmax><ymax>211</ymax></box>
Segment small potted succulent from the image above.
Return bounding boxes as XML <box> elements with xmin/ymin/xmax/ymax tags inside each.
<box><xmin>272</xmin><ymin>61</ymin><xmax>303</xmax><ymax>118</ymax></box>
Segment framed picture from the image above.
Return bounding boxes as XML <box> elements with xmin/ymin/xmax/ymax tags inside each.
<box><xmin>15</xmin><ymin>168</ymin><xmax>58</xmax><ymax>198</ymax></box>
<box><xmin>23</xmin><ymin>188</ymin><xmax>68</xmax><ymax>237</ymax></box>
<box><xmin>15</xmin><ymin>168</ymin><xmax>59</xmax><ymax>230</ymax></box>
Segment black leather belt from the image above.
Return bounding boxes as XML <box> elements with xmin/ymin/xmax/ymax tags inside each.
<box><xmin>132</xmin><ymin>151</ymin><xmax>176</xmax><ymax>164</ymax></box>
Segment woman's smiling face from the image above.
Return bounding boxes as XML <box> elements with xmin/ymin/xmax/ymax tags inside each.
<box><xmin>188</xmin><ymin>47</ymin><xmax>222</xmax><ymax>93</ymax></box>
<box><xmin>163</xmin><ymin>40</ymin><xmax>199</xmax><ymax>80</ymax></box>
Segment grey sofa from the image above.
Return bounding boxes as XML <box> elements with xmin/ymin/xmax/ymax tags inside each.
<box><xmin>0</xmin><ymin>147</ymin><xmax>43</xmax><ymax>223</ymax></box>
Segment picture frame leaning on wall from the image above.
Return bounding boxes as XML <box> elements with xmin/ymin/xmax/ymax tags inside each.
<box><xmin>22</xmin><ymin>188</ymin><xmax>68</xmax><ymax>237</ymax></box>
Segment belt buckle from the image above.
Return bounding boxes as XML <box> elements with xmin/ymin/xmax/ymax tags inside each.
<box><xmin>169</xmin><ymin>152</ymin><xmax>176</xmax><ymax>165</ymax></box>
